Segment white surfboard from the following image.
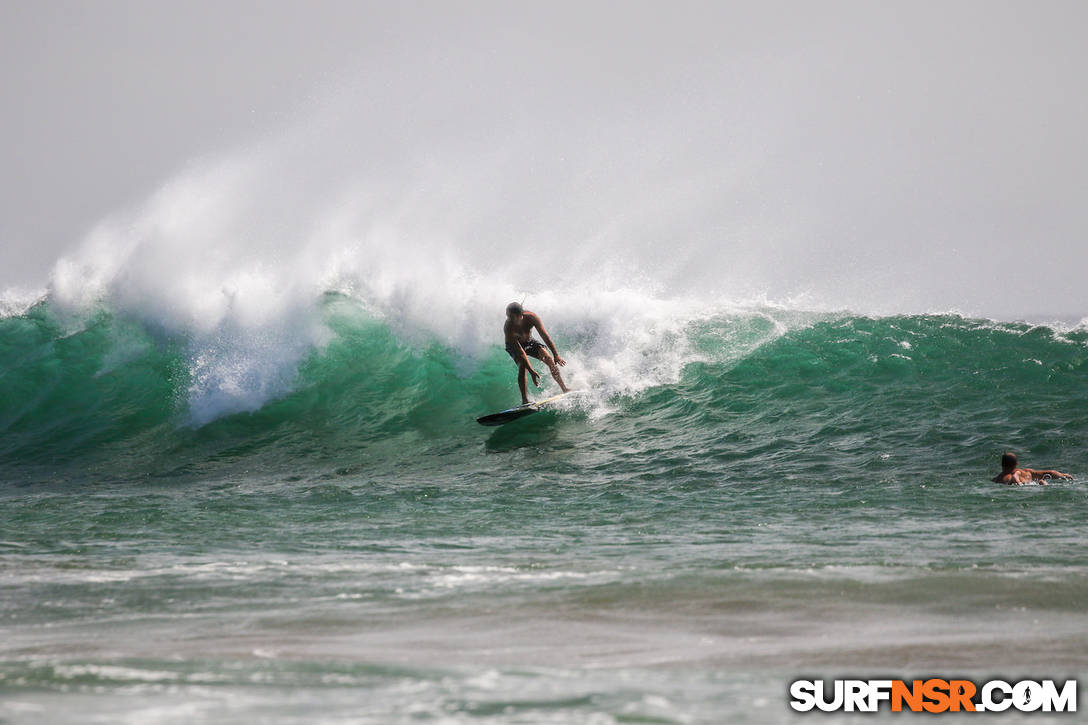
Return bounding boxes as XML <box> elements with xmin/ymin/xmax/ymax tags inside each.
<box><xmin>476</xmin><ymin>391</ymin><xmax>582</xmax><ymax>426</ymax></box>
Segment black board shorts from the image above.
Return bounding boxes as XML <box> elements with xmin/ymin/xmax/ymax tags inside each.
<box><xmin>506</xmin><ymin>339</ymin><xmax>545</xmax><ymax>365</ymax></box>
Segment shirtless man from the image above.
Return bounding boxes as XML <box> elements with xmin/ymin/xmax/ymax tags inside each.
<box><xmin>992</xmin><ymin>451</ymin><xmax>1073</xmax><ymax>485</ymax></box>
<box><xmin>504</xmin><ymin>302</ymin><xmax>570</xmax><ymax>405</ymax></box>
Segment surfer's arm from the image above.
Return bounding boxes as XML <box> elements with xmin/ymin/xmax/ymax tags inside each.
<box><xmin>1026</xmin><ymin>468</ymin><xmax>1073</xmax><ymax>480</ymax></box>
<box><xmin>516</xmin><ymin>344</ymin><xmax>537</xmax><ymax>372</ymax></box>
<box><xmin>513</xmin><ymin>342</ymin><xmax>536</xmax><ymax>371</ymax></box>
<box><xmin>532</xmin><ymin>318</ymin><xmax>565</xmax><ymax>366</ymax></box>
<box><xmin>504</xmin><ymin>326</ymin><xmax>539</xmax><ymax>373</ymax></box>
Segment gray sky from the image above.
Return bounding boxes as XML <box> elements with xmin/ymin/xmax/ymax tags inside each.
<box><xmin>3</xmin><ymin>1</ymin><xmax>1086</xmax><ymax>318</ymax></box>
<box><xmin>1</xmin><ymin>0</ymin><xmax>384</xmax><ymax>285</ymax></box>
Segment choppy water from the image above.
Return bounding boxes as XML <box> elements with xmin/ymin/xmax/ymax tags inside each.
<box><xmin>2</xmin><ymin>294</ymin><xmax>1086</xmax><ymax>723</ymax></box>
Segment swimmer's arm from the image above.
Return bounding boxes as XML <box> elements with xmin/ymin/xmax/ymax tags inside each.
<box><xmin>1026</xmin><ymin>468</ymin><xmax>1073</xmax><ymax>480</ymax></box>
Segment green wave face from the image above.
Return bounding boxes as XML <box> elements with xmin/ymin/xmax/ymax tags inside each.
<box><xmin>2</xmin><ymin>296</ymin><xmax>1085</xmax><ymax>485</ymax></box>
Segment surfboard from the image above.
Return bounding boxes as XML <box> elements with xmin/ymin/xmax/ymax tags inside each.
<box><xmin>476</xmin><ymin>391</ymin><xmax>580</xmax><ymax>426</ymax></box>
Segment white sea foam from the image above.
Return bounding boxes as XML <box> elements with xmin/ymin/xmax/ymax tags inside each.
<box><xmin>0</xmin><ymin>286</ymin><xmax>45</xmax><ymax>319</ymax></box>
<box><xmin>46</xmin><ymin>134</ymin><xmax>799</xmax><ymax>424</ymax></box>
<box><xmin>43</xmin><ymin>90</ymin><xmax>840</xmax><ymax>424</ymax></box>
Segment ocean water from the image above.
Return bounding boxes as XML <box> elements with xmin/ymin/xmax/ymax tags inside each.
<box><xmin>1</xmin><ymin>288</ymin><xmax>1085</xmax><ymax>723</ymax></box>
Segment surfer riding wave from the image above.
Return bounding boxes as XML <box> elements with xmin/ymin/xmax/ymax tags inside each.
<box><xmin>504</xmin><ymin>302</ymin><xmax>570</xmax><ymax>404</ymax></box>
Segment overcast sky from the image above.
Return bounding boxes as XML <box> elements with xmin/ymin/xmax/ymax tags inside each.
<box><xmin>3</xmin><ymin>1</ymin><xmax>1086</xmax><ymax>318</ymax></box>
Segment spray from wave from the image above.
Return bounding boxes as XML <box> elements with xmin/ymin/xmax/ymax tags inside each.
<box><xmin>11</xmin><ymin>6</ymin><xmax>1087</xmax><ymax>433</ymax></box>
<box><xmin>33</xmin><ymin>83</ymin><xmax>809</xmax><ymax>427</ymax></box>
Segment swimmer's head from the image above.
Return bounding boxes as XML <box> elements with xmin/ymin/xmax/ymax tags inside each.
<box><xmin>1001</xmin><ymin>451</ymin><xmax>1018</xmax><ymax>470</ymax></box>
<box><xmin>506</xmin><ymin>301</ymin><xmax>523</xmax><ymax>319</ymax></box>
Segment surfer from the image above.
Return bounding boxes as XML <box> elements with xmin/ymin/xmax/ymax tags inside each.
<box><xmin>992</xmin><ymin>452</ymin><xmax>1073</xmax><ymax>485</ymax></box>
<box><xmin>504</xmin><ymin>302</ymin><xmax>570</xmax><ymax>404</ymax></box>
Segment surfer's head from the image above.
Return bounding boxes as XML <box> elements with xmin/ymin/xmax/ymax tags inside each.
<box><xmin>506</xmin><ymin>301</ymin><xmax>523</xmax><ymax>319</ymax></box>
<box><xmin>1001</xmin><ymin>451</ymin><xmax>1018</xmax><ymax>471</ymax></box>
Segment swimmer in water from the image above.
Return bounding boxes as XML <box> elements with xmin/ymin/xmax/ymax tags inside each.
<box><xmin>992</xmin><ymin>451</ymin><xmax>1073</xmax><ymax>485</ymax></box>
